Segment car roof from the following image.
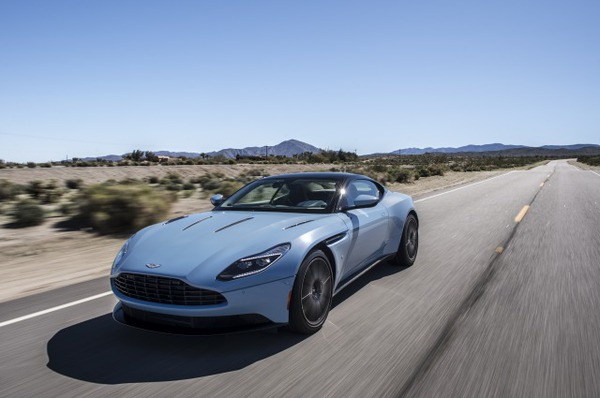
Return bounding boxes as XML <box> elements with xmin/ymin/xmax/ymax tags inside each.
<box><xmin>261</xmin><ymin>172</ymin><xmax>371</xmax><ymax>182</ymax></box>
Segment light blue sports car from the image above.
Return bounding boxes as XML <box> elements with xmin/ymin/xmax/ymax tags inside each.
<box><xmin>111</xmin><ymin>172</ymin><xmax>418</xmax><ymax>334</ymax></box>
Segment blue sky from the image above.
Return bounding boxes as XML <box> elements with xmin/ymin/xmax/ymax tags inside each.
<box><xmin>1</xmin><ymin>0</ymin><xmax>599</xmax><ymax>162</ymax></box>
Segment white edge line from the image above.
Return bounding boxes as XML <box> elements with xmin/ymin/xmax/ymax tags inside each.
<box><xmin>414</xmin><ymin>171</ymin><xmax>517</xmax><ymax>203</ymax></box>
<box><xmin>590</xmin><ymin>170</ymin><xmax>600</xmax><ymax>178</ymax></box>
<box><xmin>0</xmin><ymin>291</ymin><xmax>112</xmax><ymax>328</ymax></box>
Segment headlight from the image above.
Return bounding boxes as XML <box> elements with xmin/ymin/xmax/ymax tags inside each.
<box><xmin>112</xmin><ymin>238</ymin><xmax>132</xmax><ymax>270</ymax></box>
<box><xmin>217</xmin><ymin>243</ymin><xmax>291</xmax><ymax>281</ymax></box>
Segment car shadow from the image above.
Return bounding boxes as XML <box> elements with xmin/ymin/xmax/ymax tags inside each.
<box><xmin>46</xmin><ymin>314</ymin><xmax>306</xmax><ymax>384</ymax></box>
<box><xmin>46</xmin><ymin>261</ymin><xmax>408</xmax><ymax>384</ymax></box>
<box><xmin>332</xmin><ymin>260</ymin><xmax>410</xmax><ymax>307</ymax></box>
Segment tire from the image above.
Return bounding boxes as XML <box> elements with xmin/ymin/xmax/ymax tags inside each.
<box><xmin>288</xmin><ymin>250</ymin><xmax>333</xmax><ymax>334</ymax></box>
<box><xmin>391</xmin><ymin>214</ymin><xmax>418</xmax><ymax>267</ymax></box>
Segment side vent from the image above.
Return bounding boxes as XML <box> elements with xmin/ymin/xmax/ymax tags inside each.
<box><xmin>325</xmin><ymin>233</ymin><xmax>347</xmax><ymax>245</ymax></box>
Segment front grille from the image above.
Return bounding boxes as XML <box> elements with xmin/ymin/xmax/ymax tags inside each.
<box><xmin>113</xmin><ymin>273</ymin><xmax>226</xmax><ymax>306</ymax></box>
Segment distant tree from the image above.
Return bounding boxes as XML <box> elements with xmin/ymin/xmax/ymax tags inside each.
<box><xmin>145</xmin><ymin>151</ymin><xmax>159</xmax><ymax>162</ymax></box>
<box><xmin>125</xmin><ymin>149</ymin><xmax>144</xmax><ymax>161</ymax></box>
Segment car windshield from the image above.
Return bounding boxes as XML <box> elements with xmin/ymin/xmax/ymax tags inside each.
<box><xmin>218</xmin><ymin>177</ymin><xmax>340</xmax><ymax>213</ymax></box>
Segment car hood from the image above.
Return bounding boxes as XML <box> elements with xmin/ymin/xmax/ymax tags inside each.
<box><xmin>115</xmin><ymin>210</ymin><xmax>345</xmax><ymax>288</ymax></box>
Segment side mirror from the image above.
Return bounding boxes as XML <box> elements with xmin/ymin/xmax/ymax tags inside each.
<box><xmin>353</xmin><ymin>194</ymin><xmax>379</xmax><ymax>207</ymax></box>
<box><xmin>342</xmin><ymin>194</ymin><xmax>380</xmax><ymax>211</ymax></box>
<box><xmin>210</xmin><ymin>194</ymin><xmax>224</xmax><ymax>206</ymax></box>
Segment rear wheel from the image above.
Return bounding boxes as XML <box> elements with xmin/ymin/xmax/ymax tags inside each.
<box><xmin>289</xmin><ymin>250</ymin><xmax>333</xmax><ymax>334</ymax></box>
<box><xmin>391</xmin><ymin>214</ymin><xmax>418</xmax><ymax>266</ymax></box>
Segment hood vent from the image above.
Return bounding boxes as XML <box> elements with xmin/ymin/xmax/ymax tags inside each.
<box><xmin>165</xmin><ymin>215</ymin><xmax>189</xmax><ymax>225</ymax></box>
<box><xmin>214</xmin><ymin>217</ymin><xmax>254</xmax><ymax>233</ymax></box>
<box><xmin>182</xmin><ymin>216</ymin><xmax>212</xmax><ymax>231</ymax></box>
<box><xmin>283</xmin><ymin>219</ymin><xmax>315</xmax><ymax>230</ymax></box>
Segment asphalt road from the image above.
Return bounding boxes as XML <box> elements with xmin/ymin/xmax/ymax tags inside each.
<box><xmin>1</xmin><ymin>160</ymin><xmax>599</xmax><ymax>397</ymax></box>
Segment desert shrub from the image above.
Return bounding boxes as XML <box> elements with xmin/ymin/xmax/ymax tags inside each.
<box><xmin>42</xmin><ymin>189</ymin><xmax>63</xmax><ymax>204</ymax></box>
<box><xmin>417</xmin><ymin>167</ymin><xmax>431</xmax><ymax>178</ymax></box>
<box><xmin>166</xmin><ymin>183</ymin><xmax>182</xmax><ymax>191</ymax></box>
<box><xmin>147</xmin><ymin>176</ymin><xmax>160</xmax><ymax>184</ymax></box>
<box><xmin>76</xmin><ymin>182</ymin><xmax>175</xmax><ymax>234</ymax></box>
<box><xmin>25</xmin><ymin>181</ymin><xmax>45</xmax><ymax>199</ymax></box>
<box><xmin>371</xmin><ymin>164</ymin><xmax>387</xmax><ymax>173</ymax></box>
<box><xmin>11</xmin><ymin>200</ymin><xmax>45</xmax><ymax>227</ymax></box>
<box><xmin>393</xmin><ymin>169</ymin><xmax>413</xmax><ymax>183</ymax></box>
<box><xmin>578</xmin><ymin>156</ymin><xmax>600</xmax><ymax>166</ymax></box>
<box><xmin>220</xmin><ymin>181</ymin><xmax>243</xmax><ymax>197</ymax></box>
<box><xmin>201</xmin><ymin>178</ymin><xmax>222</xmax><ymax>191</ymax></box>
<box><xmin>428</xmin><ymin>164</ymin><xmax>447</xmax><ymax>176</ymax></box>
<box><xmin>167</xmin><ymin>172</ymin><xmax>183</xmax><ymax>183</ymax></box>
<box><xmin>59</xmin><ymin>202</ymin><xmax>78</xmax><ymax>216</ymax></box>
<box><xmin>26</xmin><ymin>162</ymin><xmax>37</xmax><ymax>168</ymax></box>
<box><xmin>24</xmin><ymin>180</ymin><xmax>62</xmax><ymax>204</ymax></box>
<box><xmin>161</xmin><ymin>172</ymin><xmax>183</xmax><ymax>185</ymax></box>
<box><xmin>39</xmin><ymin>163</ymin><xmax>52</xmax><ymax>168</ymax></box>
<box><xmin>182</xmin><ymin>182</ymin><xmax>195</xmax><ymax>190</ymax></box>
<box><xmin>180</xmin><ymin>189</ymin><xmax>195</xmax><ymax>198</ymax></box>
<box><xmin>0</xmin><ymin>180</ymin><xmax>23</xmax><ymax>201</ymax></box>
<box><xmin>248</xmin><ymin>168</ymin><xmax>264</xmax><ymax>176</ymax></box>
<box><xmin>65</xmin><ymin>179</ymin><xmax>83</xmax><ymax>189</ymax></box>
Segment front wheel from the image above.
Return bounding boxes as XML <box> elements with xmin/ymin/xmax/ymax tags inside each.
<box><xmin>391</xmin><ymin>214</ymin><xmax>418</xmax><ymax>267</ymax></box>
<box><xmin>288</xmin><ymin>250</ymin><xmax>333</xmax><ymax>334</ymax></box>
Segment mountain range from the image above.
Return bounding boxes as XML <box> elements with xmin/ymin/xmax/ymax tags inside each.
<box><xmin>387</xmin><ymin>143</ymin><xmax>599</xmax><ymax>155</ymax></box>
<box><xmin>85</xmin><ymin>140</ymin><xmax>600</xmax><ymax>161</ymax></box>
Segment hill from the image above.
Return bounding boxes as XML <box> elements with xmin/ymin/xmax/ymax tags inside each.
<box><xmin>207</xmin><ymin>139</ymin><xmax>321</xmax><ymax>158</ymax></box>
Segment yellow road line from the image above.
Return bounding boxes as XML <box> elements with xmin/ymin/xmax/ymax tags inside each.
<box><xmin>514</xmin><ymin>205</ymin><xmax>530</xmax><ymax>223</ymax></box>
<box><xmin>495</xmin><ymin>246</ymin><xmax>504</xmax><ymax>254</ymax></box>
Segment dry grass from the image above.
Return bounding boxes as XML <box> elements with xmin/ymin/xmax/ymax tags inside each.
<box><xmin>0</xmin><ymin>164</ymin><xmax>326</xmax><ymax>185</ymax></box>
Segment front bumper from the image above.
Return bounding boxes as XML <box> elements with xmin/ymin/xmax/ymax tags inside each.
<box><xmin>111</xmin><ymin>276</ymin><xmax>295</xmax><ymax>334</ymax></box>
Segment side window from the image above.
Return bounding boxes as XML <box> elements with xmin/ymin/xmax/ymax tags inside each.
<box><xmin>344</xmin><ymin>180</ymin><xmax>381</xmax><ymax>207</ymax></box>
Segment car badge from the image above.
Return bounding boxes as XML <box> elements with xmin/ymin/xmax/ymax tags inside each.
<box><xmin>145</xmin><ymin>263</ymin><xmax>162</xmax><ymax>268</ymax></box>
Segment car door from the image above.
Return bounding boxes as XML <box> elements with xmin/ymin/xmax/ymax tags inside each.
<box><xmin>341</xmin><ymin>179</ymin><xmax>389</xmax><ymax>276</ymax></box>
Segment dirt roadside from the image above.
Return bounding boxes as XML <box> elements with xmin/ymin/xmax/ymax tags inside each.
<box><xmin>0</xmin><ymin>164</ymin><xmax>534</xmax><ymax>304</ymax></box>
